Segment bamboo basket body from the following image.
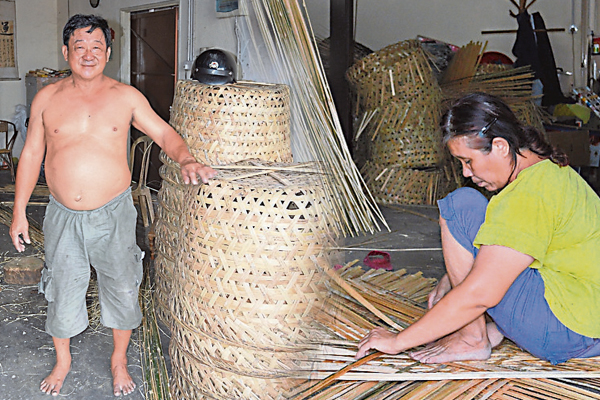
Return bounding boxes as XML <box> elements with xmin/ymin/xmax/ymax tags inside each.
<box><xmin>170</xmin><ymin>80</ymin><xmax>293</xmax><ymax>166</ymax></box>
<box><xmin>348</xmin><ymin>40</ymin><xmax>443</xmax><ymax>170</ymax></box>
<box><xmin>368</xmin><ymin>92</ymin><xmax>443</xmax><ymax>167</ymax></box>
<box><xmin>347</xmin><ymin>40</ymin><xmax>435</xmax><ymax>111</ymax></box>
<box><xmin>168</xmin><ymin>166</ymin><xmax>340</xmax><ymax>399</ymax></box>
<box><xmin>153</xmin><ymin>156</ymin><xmax>185</xmax><ymax>326</ymax></box>
<box><xmin>154</xmin><ymin>80</ymin><xmax>294</xmax><ymax>326</ymax></box>
<box><xmin>348</xmin><ymin>39</ymin><xmax>449</xmax><ymax>204</ymax></box>
<box><xmin>360</xmin><ymin>161</ymin><xmax>461</xmax><ymax>206</ymax></box>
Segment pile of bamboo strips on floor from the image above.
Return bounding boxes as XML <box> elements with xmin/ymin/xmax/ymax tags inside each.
<box><xmin>139</xmin><ymin>262</ymin><xmax>171</xmax><ymax>400</ymax></box>
<box><xmin>0</xmin><ymin>203</ymin><xmax>44</xmax><ymax>253</ymax></box>
<box><xmin>290</xmin><ymin>263</ymin><xmax>600</xmax><ymax>399</ymax></box>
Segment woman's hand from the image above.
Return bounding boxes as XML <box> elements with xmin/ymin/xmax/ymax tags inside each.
<box><xmin>428</xmin><ymin>273</ymin><xmax>451</xmax><ymax>309</ymax></box>
<box><xmin>355</xmin><ymin>327</ymin><xmax>403</xmax><ymax>359</ymax></box>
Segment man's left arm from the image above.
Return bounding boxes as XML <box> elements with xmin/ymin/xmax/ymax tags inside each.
<box><xmin>130</xmin><ymin>88</ymin><xmax>217</xmax><ymax>184</ymax></box>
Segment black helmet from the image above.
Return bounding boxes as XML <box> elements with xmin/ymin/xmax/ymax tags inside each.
<box><xmin>191</xmin><ymin>49</ymin><xmax>236</xmax><ymax>84</ymax></box>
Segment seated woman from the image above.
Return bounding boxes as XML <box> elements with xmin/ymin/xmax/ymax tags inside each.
<box><xmin>356</xmin><ymin>92</ymin><xmax>600</xmax><ymax>365</ymax></box>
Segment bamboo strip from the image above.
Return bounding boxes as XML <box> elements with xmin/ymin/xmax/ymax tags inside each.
<box><xmin>306</xmin><ymin>370</ymin><xmax>600</xmax><ymax>381</ymax></box>
<box><xmin>295</xmin><ymin>351</ymin><xmax>383</xmax><ymax>400</ymax></box>
<box><xmin>316</xmin><ymin>257</ymin><xmax>404</xmax><ymax>331</ymax></box>
<box><xmin>140</xmin><ymin>276</ymin><xmax>172</xmax><ymax>400</ymax></box>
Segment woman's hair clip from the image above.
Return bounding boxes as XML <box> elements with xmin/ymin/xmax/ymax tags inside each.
<box><xmin>478</xmin><ymin>118</ymin><xmax>497</xmax><ymax>137</ymax></box>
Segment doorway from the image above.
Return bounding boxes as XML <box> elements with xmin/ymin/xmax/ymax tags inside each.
<box><xmin>130</xmin><ymin>6</ymin><xmax>178</xmax><ymax>190</ymax></box>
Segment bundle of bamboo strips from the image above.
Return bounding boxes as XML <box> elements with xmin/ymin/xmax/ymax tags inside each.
<box><xmin>440</xmin><ymin>41</ymin><xmax>487</xmax><ymax>86</ymax></box>
<box><xmin>139</xmin><ymin>267</ymin><xmax>171</xmax><ymax>400</ymax></box>
<box><xmin>240</xmin><ymin>0</ymin><xmax>386</xmax><ymax>235</ymax></box>
<box><xmin>441</xmin><ymin>65</ymin><xmax>536</xmax><ymax>108</ymax></box>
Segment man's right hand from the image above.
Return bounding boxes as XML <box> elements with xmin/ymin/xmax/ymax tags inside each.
<box><xmin>10</xmin><ymin>216</ymin><xmax>31</xmax><ymax>252</ymax></box>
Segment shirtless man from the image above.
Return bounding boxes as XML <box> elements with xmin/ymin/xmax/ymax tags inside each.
<box><xmin>9</xmin><ymin>14</ymin><xmax>216</xmax><ymax>397</ymax></box>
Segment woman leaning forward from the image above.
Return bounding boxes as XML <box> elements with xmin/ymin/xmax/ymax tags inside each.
<box><xmin>356</xmin><ymin>92</ymin><xmax>600</xmax><ymax>365</ymax></box>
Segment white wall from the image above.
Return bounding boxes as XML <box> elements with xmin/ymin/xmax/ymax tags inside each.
<box><xmin>1</xmin><ymin>0</ymin><xmax>598</xmax><ymax>157</ymax></box>
<box><xmin>305</xmin><ymin>0</ymin><xmax>595</xmax><ymax>92</ymax></box>
<box><xmin>0</xmin><ymin>0</ymin><xmax>59</xmax><ymax>120</ymax></box>
<box><xmin>0</xmin><ymin>0</ymin><xmax>238</xmax><ymax>156</ymax></box>
<box><xmin>0</xmin><ymin>0</ymin><xmax>60</xmax><ymax>155</ymax></box>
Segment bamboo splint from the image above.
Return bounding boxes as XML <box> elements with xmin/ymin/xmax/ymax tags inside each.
<box><xmin>297</xmin><ymin>263</ymin><xmax>600</xmax><ymax>400</ymax></box>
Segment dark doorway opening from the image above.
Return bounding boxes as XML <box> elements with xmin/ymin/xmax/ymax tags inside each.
<box><xmin>130</xmin><ymin>6</ymin><xmax>178</xmax><ymax>190</ymax></box>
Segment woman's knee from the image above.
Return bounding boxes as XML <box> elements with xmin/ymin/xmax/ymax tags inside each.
<box><xmin>437</xmin><ymin>187</ymin><xmax>488</xmax><ymax>257</ymax></box>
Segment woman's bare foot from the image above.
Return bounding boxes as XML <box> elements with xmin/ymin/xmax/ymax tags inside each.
<box><xmin>111</xmin><ymin>356</ymin><xmax>136</xmax><ymax>397</ymax></box>
<box><xmin>40</xmin><ymin>358</ymin><xmax>71</xmax><ymax>396</ymax></box>
<box><xmin>409</xmin><ymin>329</ymin><xmax>492</xmax><ymax>364</ymax></box>
<box><xmin>487</xmin><ymin>321</ymin><xmax>504</xmax><ymax>348</ymax></box>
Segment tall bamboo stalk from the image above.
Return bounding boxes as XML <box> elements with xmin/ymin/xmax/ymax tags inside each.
<box><xmin>239</xmin><ymin>0</ymin><xmax>387</xmax><ymax>235</ymax></box>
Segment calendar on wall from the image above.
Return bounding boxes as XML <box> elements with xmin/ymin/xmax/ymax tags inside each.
<box><xmin>0</xmin><ymin>1</ymin><xmax>17</xmax><ymax>80</ymax></box>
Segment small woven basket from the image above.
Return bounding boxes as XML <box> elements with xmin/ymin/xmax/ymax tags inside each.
<box><xmin>167</xmin><ymin>161</ymin><xmax>339</xmax><ymax>399</ymax></box>
<box><xmin>360</xmin><ymin>160</ymin><xmax>460</xmax><ymax>205</ymax></box>
<box><xmin>170</xmin><ymin>80</ymin><xmax>293</xmax><ymax>165</ymax></box>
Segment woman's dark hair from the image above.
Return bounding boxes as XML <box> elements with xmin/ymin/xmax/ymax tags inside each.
<box><xmin>62</xmin><ymin>14</ymin><xmax>111</xmax><ymax>48</ymax></box>
<box><xmin>440</xmin><ymin>92</ymin><xmax>568</xmax><ymax>167</ymax></box>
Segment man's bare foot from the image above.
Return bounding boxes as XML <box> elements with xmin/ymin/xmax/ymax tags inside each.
<box><xmin>40</xmin><ymin>359</ymin><xmax>71</xmax><ymax>396</ymax></box>
<box><xmin>111</xmin><ymin>357</ymin><xmax>136</xmax><ymax>397</ymax></box>
<box><xmin>409</xmin><ymin>329</ymin><xmax>492</xmax><ymax>364</ymax></box>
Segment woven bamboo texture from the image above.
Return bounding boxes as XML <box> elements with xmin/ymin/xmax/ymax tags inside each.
<box><xmin>155</xmin><ymin>78</ymin><xmax>295</xmax><ymax>324</ymax></box>
<box><xmin>152</xmin><ymin>153</ymin><xmax>185</xmax><ymax>326</ymax></box>
<box><xmin>367</xmin><ymin>92</ymin><xmax>444</xmax><ymax>167</ymax></box>
<box><xmin>348</xmin><ymin>39</ymin><xmax>444</xmax><ymax>169</ymax></box>
<box><xmin>347</xmin><ymin>40</ymin><xmax>437</xmax><ymax>111</ymax></box>
<box><xmin>360</xmin><ymin>161</ymin><xmax>461</xmax><ymax>206</ymax></box>
<box><xmin>292</xmin><ymin>263</ymin><xmax>600</xmax><ymax>399</ymax></box>
<box><xmin>167</xmin><ymin>161</ymin><xmax>341</xmax><ymax>399</ymax></box>
<box><xmin>170</xmin><ymin>80</ymin><xmax>293</xmax><ymax>166</ymax></box>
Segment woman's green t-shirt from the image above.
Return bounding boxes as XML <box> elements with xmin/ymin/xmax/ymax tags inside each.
<box><xmin>474</xmin><ymin>159</ymin><xmax>600</xmax><ymax>338</ymax></box>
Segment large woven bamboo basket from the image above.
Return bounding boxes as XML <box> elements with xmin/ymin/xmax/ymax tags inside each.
<box><xmin>360</xmin><ymin>160</ymin><xmax>461</xmax><ymax>205</ymax></box>
<box><xmin>155</xmin><ymin>77</ymin><xmax>295</xmax><ymax>325</ymax></box>
<box><xmin>152</xmin><ymin>153</ymin><xmax>186</xmax><ymax>326</ymax></box>
<box><xmin>168</xmin><ymin>161</ymin><xmax>339</xmax><ymax>399</ymax></box>
<box><xmin>346</xmin><ymin>39</ymin><xmax>437</xmax><ymax>111</ymax></box>
<box><xmin>170</xmin><ymin>80</ymin><xmax>293</xmax><ymax>165</ymax></box>
<box><xmin>366</xmin><ymin>91</ymin><xmax>444</xmax><ymax>168</ymax></box>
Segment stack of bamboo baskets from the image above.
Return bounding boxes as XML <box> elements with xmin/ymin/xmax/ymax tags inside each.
<box><xmin>153</xmin><ymin>80</ymin><xmax>339</xmax><ymax>399</ymax></box>
<box><xmin>347</xmin><ymin>40</ymin><xmax>458</xmax><ymax>205</ymax></box>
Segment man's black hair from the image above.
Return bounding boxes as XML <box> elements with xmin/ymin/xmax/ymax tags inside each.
<box><xmin>62</xmin><ymin>14</ymin><xmax>111</xmax><ymax>48</ymax></box>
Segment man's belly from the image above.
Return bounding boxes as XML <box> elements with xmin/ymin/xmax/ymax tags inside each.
<box><xmin>44</xmin><ymin>155</ymin><xmax>131</xmax><ymax>211</ymax></box>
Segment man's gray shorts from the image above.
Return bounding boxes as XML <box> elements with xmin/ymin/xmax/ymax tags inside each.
<box><xmin>40</xmin><ymin>188</ymin><xmax>144</xmax><ymax>338</ymax></box>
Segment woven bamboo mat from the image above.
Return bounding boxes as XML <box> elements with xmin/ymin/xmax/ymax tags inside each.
<box><xmin>294</xmin><ymin>263</ymin><xmax>600</xmax><ymax>398</ymax></box>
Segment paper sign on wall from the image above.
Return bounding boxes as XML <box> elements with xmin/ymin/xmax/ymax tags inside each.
<box><xmin>0</xmin><ymin>0</ymin><xmax>18</xmax><ymax>80</ymax></box>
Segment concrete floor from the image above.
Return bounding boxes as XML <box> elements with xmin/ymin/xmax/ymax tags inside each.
<box><xmin>0</xmin><ymin>167</ymin><xmax>446</xmax><ymax>400</ymax></box>
<box><xmin>0</xmin><ymin>187</ymin><xmax>446</xmax><ymax>400</ymax></box>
